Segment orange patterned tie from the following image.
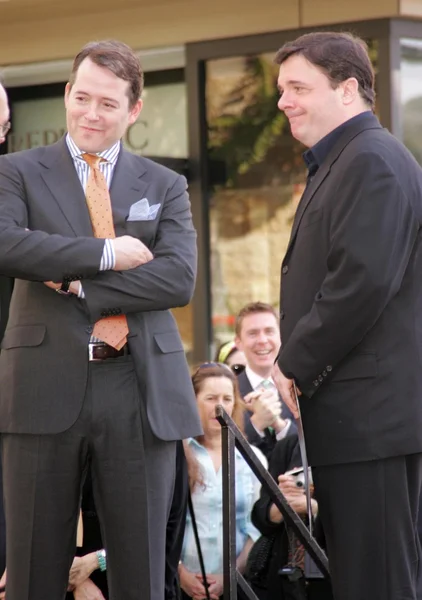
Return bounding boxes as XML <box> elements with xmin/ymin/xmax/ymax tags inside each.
<box><xmin>82</xmin><ymin>153</ymin><xmax>128</xmax><ymax>350</ymax></box>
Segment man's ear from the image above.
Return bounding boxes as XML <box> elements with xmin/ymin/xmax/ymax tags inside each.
<box><xmin>129</xmin><ymin>99</ymin><xmax>143</xmax><ymax>125</ymax></box>
<box><xmin>341</xmin><ymin>77</ymin><xmax>359</xmax><ymax>106</ymax></box>
<box><xmin>64</xmin><ymin>82</ymin><xmax>71</xmax><ymax>106</ymax></box>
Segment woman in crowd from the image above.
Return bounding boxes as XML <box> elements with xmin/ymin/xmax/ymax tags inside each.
<box><xmin>178</xmin><ymin>362</ymin><xmax>266</xmax><ymax>600</ymax></box>
<box><xmin>250</xmin><ymin>435</ymin><xmax>333</xmax><ymax>600</ymax></box>
<box><xmin>214</xmin><ymin>340</ymin><xmax>247</xmax><ymax>375</ymax></box>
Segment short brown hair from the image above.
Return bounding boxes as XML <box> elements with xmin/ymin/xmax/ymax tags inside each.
<box><xmin>235</xmin><ymin>301</ymin><xmax>278</xmax><ymax>337</ymax></box>
<box><xmin>275</xmin><ymin>31</ymin><xmax>375</xmax><ymax>110</ymax></box>
<box><xmin>69</xmin><ymin>40</ymin><xmax>144</xmax><ymax>108</ymax></box>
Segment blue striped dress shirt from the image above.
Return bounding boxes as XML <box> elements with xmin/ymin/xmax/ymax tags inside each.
<box><xmin>181</xmin><ymin>438</ymin><xmax>267</xmax><ymax>575</ymax></box>
<box><xmin>65</xmin><ymin>134</ymin><xmax>119</xmax><ymax>296</ymax></box>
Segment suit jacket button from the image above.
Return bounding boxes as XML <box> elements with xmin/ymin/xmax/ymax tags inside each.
<box><xmin>282</xmin><ymin>265</ymin><xmax>289</xmax><ymax>274</ymax></box>
<box><xmin>313</xmin><ymin>380</ymin><xmax>319</xmax><ymax>387</ymax></box>
<box><xmin>318</xmin><ymin>375</ymin><xmax>323</xmax><ymax>382</ymax></box>
<box><xmin>85</xmin><ymin>326</ymin><xmax>93</xmax><ymax>334</ymax></box>
<box><xmin>327</xmin><ymin>365</ymin><xmax>332</xmax><ymax>372</ymax></box>
<box><xmin>322</xmin><ymin>370</ymin><xmax>327</xmax><ymax>377</ymax></box>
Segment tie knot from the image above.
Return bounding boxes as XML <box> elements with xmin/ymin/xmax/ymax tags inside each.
<box><xmin>82</xmin><ymin>153</ymin><xmax>104</xmax><ymax>169</ymax></box>
<box><xmin>260</xmin><ymin>379</ymin><xmax>273</xmax><ymax>390</ymax></box>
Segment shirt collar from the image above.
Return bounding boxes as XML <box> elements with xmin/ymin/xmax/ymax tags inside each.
<box><xmin>245</xmin><ymin>365</ymin><xmax>274</xmax><ymax>391</ymax></box>
<box><xmin>65</xmin><ymin>133</ymin><xmax>121</xmax><ymax>165</ymax></box>
<box><xmin>303</xmin><ymin>110</ymin><xmax>373</xmax><ymax>176</ymax></box>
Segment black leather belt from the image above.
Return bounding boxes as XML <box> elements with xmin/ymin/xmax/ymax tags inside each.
<box><xmin>88</xmin><ymin>342</ymin><xmax>130</xmax><ymax>362</ymax></box>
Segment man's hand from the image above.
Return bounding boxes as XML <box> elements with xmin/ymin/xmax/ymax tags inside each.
<box><xmin>271</xmin><ymin>363</ymin><xmax>300</xmax><ymax>419</ymax></box>
<box><xmin>269</xmin><ymin>473</ymin><xmax>316</xmax><ymax>523</ymax></box>
<box><xmin>73</xmin><ymin>578</ymin><xmax>106</xmax><ymax>600</ymax></box>
<box><xmin>245</xmin><ymin>389</ymin><xmax>282</xmax><ymax>432</ymax></box>
<box><xmin>44</xmin><ymin>281</ymin><xmax>81</xmax><ymax>295</ymax></box>
<box><xmin>68</xmin><ymin>553</ymin><xmax>99</xmax><ymax>590</ymax></box>
<box><xmin>112</xmin><ymin>236</ymin><xmax>153</xmax><ymax>271</ymax></box>
<box><xmin>0</xmin><ymin>567</ymin><xmax>6</xmax><ymax>600</ymax></box>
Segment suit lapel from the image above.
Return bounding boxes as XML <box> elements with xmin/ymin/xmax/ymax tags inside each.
<box><xmin>285</xmin><ymin>162</ymin><xmax>332</xmax><ymax>256</ymax></box>
<box><xmin>39</xmin><ymin>137</ymin><xmax>94</xmax><ymax>237</ymax></box>
<box><xmin>284</xmin><ymin>113</ymin><xmax>383</xmax><ymax>260</ymax></box>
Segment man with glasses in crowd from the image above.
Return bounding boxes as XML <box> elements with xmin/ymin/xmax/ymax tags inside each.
<box><xmin>0</xmin><ymin>81</ymin><xmax>10</xmax><ymax>588</ymax></box>
<box><xmin>0</xmin><ymin>83</ymin><xmax>12</xmax><ymax>344</ymax></box>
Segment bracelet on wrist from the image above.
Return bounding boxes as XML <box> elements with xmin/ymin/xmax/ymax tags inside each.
<box><xmin>96</xmin><ymin>549</ymin><xmax>107</xmax><ymax>572</ymax></box>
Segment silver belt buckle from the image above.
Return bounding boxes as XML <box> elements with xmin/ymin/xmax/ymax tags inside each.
<box><xmin>88</xmin><ymin>343</ymin><xmax>101</xmax><ymax>362</ymax></box>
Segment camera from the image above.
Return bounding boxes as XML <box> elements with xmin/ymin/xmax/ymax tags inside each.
<box><xmin>288</xmin><ymin>467</ymin><xmax>313</xmax><ymax>489</ymax></box>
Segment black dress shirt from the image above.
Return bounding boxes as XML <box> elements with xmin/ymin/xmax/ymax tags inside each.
<box><xmin>303</xmin><ymin>111</ymin><xmax>373</xmax><ymax>177</ymax></box>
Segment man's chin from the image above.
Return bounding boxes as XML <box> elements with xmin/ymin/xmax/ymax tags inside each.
<box><xmin>251</xmin><ymin>357</ymin><xmax>275</xmax><ymax>370</ymax></box>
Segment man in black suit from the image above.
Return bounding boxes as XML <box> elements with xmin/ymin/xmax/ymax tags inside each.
<box><xmin>271</xmin><ymin>32</ymin><xmax>422</xmax><ymax>600</ymax></box>
<box><xmin>234</xmin><ymin>301</ymin><xmax>294</xmax><ymax>458</ymax></box>
<box><xmin>0</xmin><ymin>41</ymin><xmax>201</xmax><ymax>600</ymax></box>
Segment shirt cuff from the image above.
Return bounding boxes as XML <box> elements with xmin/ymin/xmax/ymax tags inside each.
<box><xmin>78</xmin><ymin>282</ymin><xmax>85</xmax><ymax>299</ymax></box>
<box><xmin>275</xmin><ymin>419</ymin><xmax>291</xmax><ymax>441</ymax></box>
<box><xmin>99</xmin><ymin>239</ymin><xmax>116</xmax><ymax>271</ymax></box>
<box><xmin>251</xmin><ymin>421</ymin><xmax>266</xmax><ymax>438</ymax></box>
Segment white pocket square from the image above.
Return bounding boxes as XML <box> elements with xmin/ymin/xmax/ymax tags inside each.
<box><xmin>127</xmin><ymin>198</ymin><xmax>161</xmax><ymax>221</ymax></box>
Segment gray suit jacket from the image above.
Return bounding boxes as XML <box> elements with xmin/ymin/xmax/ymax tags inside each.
<box><xmin>0</xmin><ymin>137</ymin><xmax>202</xmax><ymax>440</ymax></box>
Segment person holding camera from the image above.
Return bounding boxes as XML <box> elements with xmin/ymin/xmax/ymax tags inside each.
<box><xmin>250</xmin><ymin>435</ymin><xmax>333</xmax><ymax>600</ymax></box>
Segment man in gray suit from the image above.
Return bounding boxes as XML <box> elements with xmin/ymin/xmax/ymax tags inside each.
<box><xmin>0</xmin><ymin>41</ymin><xmax>201</xmax><ymax>600</ymax></box>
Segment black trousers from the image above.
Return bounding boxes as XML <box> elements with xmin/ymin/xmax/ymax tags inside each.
<box><xmin>313</xmin><ymin>453</ymin><xmax>422</xmax><ymax>600</ymax></box>
<box><xmin>2</xmin><ymin>356</ymin><xmax>176</xmax><ymax>600</ymax></box>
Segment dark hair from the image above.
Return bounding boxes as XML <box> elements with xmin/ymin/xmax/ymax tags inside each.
<box><xmin>235</xmin><ymin>301</ymin><xmax>278</xmax><ymax>337</ymax></box>
<box><xmin>69</xmin><ymin>39</ymin><xmax>144</xmax><ymax>108</ymax></box>
<box><xmin>275</xmin><ymin>31</ymin><xmax>375</xmax><ymax>109</ymax></box>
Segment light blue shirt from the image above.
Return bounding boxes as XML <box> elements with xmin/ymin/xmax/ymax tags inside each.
<box><xmin>65</xmin><ymin>134</ymin><xmax>119</xmax><ymax>296</ymax></box>
<box><xmin>181</xmin><ymin>438</ymin><xmax>267</xmax><ymax>575</ymax></box>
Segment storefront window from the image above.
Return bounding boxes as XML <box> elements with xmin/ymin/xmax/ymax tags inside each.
<box><xmin>401</xmin><ymin>38</ymin><xmax>422</xmax><ymax>164</ymax></box>
<box><xmin>206</xmin><ymin>42</ymin><xmax>378</xmax><ymax>347</ymax></box>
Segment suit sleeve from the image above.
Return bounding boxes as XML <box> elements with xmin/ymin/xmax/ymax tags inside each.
<box><xmin>0</xmin><ymin>155</ymin><xmax>105</xmax><ymax>282</ymax></box>
<box><xmin>81</xmin><ymin>175</ymin><xmax>197</xmax><ymax>320</ymax></box>
<box><xmin>278</xmin><ymin>151</ymin><xmax>420</xmax><ymax>397</ymax></box>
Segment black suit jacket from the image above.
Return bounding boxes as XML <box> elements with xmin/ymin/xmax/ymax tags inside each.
<box><xmin>278</xmin><ymin>112</ymin><xmax>422</xmax><ymax>466</ymax></box>
<box><xmin>0</xmin><ymin>137</ymin><xmax>202</xmax><ymax>441</ymax></box>
<box><xmin>237</xmin><ymin>370</ymin><xmax>295</xmax><ymax>458</ymax></box>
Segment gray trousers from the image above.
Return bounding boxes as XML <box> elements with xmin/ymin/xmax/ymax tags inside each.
<box><xmin>2</xmin><ymin>355</ymin><xmax>176</xmax><ymax>600</ymax></box>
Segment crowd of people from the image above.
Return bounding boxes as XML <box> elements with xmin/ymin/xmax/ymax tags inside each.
<box><xmin>0</xmin><ymin>298</ymin><xmax>330</xmax><ymax>600</ymax></box>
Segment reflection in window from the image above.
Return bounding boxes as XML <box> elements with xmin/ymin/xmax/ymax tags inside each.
<box><xmin>206</xmin><ymin>42</ymin><xmax>378</xmax><ymax>347</ymax></box>
<box><xmin>401</xmin><ymin>38</ymin><xmax>422</xmax><ymax>164</ymax></box>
